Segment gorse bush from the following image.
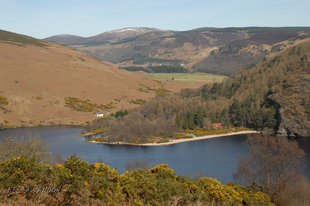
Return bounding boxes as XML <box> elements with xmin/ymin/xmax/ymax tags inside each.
<box><xmin>0</xmin><ymin>95</ymin><xmax>8</xmax><ymax>105</ymax></box>
<box><xmin>0</xmin><ymin>154</ymin><xmax>273</xmax><ymax>206</ymax></box>
<box><xmin>64</xmin><ymin>97</ymin><xmax>115</xmax><ymax>112</ymax></box>
<box><xmin>0</xmin><ymin>95</ymin><xmax>10</xmax><ymax>113</ymax></box>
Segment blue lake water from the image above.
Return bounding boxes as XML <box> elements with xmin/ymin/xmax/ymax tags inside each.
<box><xmin>1</xmin><ymin>125</ymin><xmax>309</xmax><ymax>184</ymax></box>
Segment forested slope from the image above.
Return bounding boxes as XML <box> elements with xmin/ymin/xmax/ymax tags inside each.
<box><xmin>83</xmin><ymin>40</ymin><xmax>310</xmax><ymax>142</ymax></box>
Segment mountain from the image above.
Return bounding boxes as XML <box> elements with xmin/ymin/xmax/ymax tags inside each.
<box><xmin>45</xmin><ymin>27</ymin><xmax>310</xmax><ymax>75</ymax></box>
<box><xmin>192</xmin><ymin>30</ymin><xmax>310</xmax><ymax>75</ymax></box>
<box><xmin>0</xmin><ymin>29</ymin><xmax>195</xmax><ymax>127</ymax></box>
<box><xmin>45</xmin><ymin>27</ymin><xmax>162</xmax><ymax>45</ymax></box>
<box><xmin>42</xmin><ymin>34</ymin><xmax>85</xmax><ymax>45</ymax></box>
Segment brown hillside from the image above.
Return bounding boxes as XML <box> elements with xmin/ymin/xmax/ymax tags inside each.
<box><xmin>248</xmin><ymin>30</ymin><xmax>299</xmax><ymax>45</ymax></box>
<box><xmin>0</xmin><ymin>41</ymin><xmax>198</xmax><ymax>127</ymax></box>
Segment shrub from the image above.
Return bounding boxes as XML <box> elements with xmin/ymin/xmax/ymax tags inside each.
<box><xmin>0</xmin><ymin>154</ymin><xmax>274</xmax><ymax>205</ymax></box>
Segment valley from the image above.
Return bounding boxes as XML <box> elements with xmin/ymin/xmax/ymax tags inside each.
<box><xmin>1</xmin><ymin>26</ymin><xmax>310</xmax><ymax>206</ymax></box>
<box><xmin>0</xmin><ymin>29</ymin><xmax>223</xmax><ymax>127</ymax></box>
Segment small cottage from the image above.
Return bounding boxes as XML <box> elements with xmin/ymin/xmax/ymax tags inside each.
<box><xmin>95</xmin><ymin>112</ymin><xmax>104</xmax><ymax>117</ymax></box>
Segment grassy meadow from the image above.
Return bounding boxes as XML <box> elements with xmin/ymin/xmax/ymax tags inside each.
<box><xmin>144</xmin><ymin>73</ymin><xmax>227</xmax><ymax>85</ymax></box>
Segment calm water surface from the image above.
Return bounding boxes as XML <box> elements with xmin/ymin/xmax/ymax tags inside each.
<box><xmin>0</xmin><ymin>126</ymin><xmax>309</xmax><ymax>184</ymax></box>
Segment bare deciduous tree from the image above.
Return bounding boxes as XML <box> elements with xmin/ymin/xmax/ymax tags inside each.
<box><xmin>125</xmin><ymin>159</ymin><xmax>154</xmax><ymax>172</ymax></box>
<box><xmin>0</xmin><ymin>134</ymin><xmax>53</xmax><ymax>165</ymax></box>
<box><xmin>233</xmin><ymin>134</ymin><xmax>306</xmax><ymax>201</ymax></box>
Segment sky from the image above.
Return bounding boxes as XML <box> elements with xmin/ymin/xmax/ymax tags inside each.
<box><xmin>0</xmin><ymin>0</ymin><xmax>309</xmax><ymax>39</ymax></box>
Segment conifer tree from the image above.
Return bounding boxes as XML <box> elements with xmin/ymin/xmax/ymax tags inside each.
<box><xmin>185</xmin><ymin>111</ymin><xmax>195</xmax><ymax>130</ymax></box>
<box><xmin>255</xmin><ymin>108</ymin><xmax>264</xmax><ymax>130</ymax></box>
<box><xmin>202</xmin><ymin>91</ymin><xmax>210</xmax><ymax>100</ymax></box>
<box><xmin>237</xmin><ymin>107</ymin><xmax>246</xmax><ymax>127</ymax></box>
<box><xmin>265</xmin><ymin>106</ymin><xmax>277</xmax><ymax>129</ymax></box>
<box><xmin>183</xmin><ymin>118</ymin><xmax>189</xmax><ymax>130</ymax></box>
<box><xmin>229</xmin><ymin>99</ymin><xmax>242</xmax><ymax>126</ymax></box>
<box><xmin>194</xmin><ymin>107</ymin><xmax>207</xmax><ymax>128</ymax></box>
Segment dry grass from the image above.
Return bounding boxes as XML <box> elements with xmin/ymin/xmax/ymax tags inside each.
<box><xmin>0</xmin><ymin>42</ymin><xmax>204</xmax><ymax>126</ymax></box>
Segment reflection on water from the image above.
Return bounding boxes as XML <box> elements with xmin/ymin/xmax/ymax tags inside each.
<box><xmin>0</xmin><ymin>125</ymin><xmax>309</xmax><ymax>184</ymax></box>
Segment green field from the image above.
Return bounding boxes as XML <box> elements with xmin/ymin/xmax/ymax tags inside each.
<box><xmin>144</xmin><ymin>73</ymin><xmax>227</xmax><ymax>82</ymax></box>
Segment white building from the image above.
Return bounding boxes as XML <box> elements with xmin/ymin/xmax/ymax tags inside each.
<box><xmin>95</xmin><ymin>112</ymin><xmax>104</xmax><ymax>117</ymax></box>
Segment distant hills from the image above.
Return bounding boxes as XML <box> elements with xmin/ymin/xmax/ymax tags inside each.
<box><xmin>45</xmin><ymin>27</ymin><xmax>310</xmax><ymax>76</ymax></box>
<box><xmin>45</xmin><ymin>27</ymin><xmax>162</xmax><ymax>45</ymax></box>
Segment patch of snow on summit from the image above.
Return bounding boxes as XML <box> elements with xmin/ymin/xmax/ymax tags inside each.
<box><xmin>107</xmin><ymin>27</ymin><xmax>160</xmax><ymax>33</ymax></box>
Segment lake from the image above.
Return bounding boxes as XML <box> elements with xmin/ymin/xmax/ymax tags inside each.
<box><xmin>1</xmin><ymin>125</ymin><xmax>309</xmax><ymax>184</ymax></box>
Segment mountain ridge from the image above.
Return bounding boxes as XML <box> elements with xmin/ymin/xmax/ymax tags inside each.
<box><xmin>44</xmin><ymin>27</ymin><xmax>310</xmax><ymax>76</ymax></box>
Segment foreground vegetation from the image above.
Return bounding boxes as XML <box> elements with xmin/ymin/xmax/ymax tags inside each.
<box><xmin>0</xmin><ymin>132</ymin><xmax>309</xmax><ymax>205</ymax></box>
<box><xmin>234</xmin><ymin>134</ymin><xmax>307</xmax><ymax>204</ymax></box>
<box><xmin>0</xmin><ymin>154</ymin><xmax>273</xmax><ymax>206</ymax></box>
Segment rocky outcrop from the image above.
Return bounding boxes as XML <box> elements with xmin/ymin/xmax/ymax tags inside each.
<box><xmin>269</xmin><ymin>74</ymin><xmax>310</xmax><ymax>138</ymax></box>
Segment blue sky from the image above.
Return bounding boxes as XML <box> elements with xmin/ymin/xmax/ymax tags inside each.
<box><xmin>0</xmin><ymin>0</ymin><xmax>309</xmax><ymax>39</ymax></box>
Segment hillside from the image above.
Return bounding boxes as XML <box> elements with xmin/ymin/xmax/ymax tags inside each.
<box><xmin>192</xmin><ymin>30</ymin><xmax>310</xmax><ymax>75</ymax></box>
<box><xmin>45</xmin><ymin>27</ymin><xmax>310</xmax><ymax>75</ymax></box>
<box><xmin>84</xmin><ymin>40</ymin><xmax>310</xmax><ymax>143</ymax></box>
<box><xmin>0</xmin><ymin>30</ymin><xmax>204</xmax><ymax>127</ymax></box>
<box><xmin>210</xmin><ymin>39</ymin><xmax>310</xmax><ymax>137</ymax></box>
<box><xmin>201</xmin><ymin>38</ymin><xmax>310</xmax><ymax>137</ymax></box>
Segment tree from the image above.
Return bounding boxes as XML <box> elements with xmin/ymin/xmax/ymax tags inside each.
<box><xmin>233</xmin><ymin>134</ymin><xmax>306</xmax><ymax>201</ymax></box>
<box><xmin>175</xmin><ymin>114</ymin><xmax>183</xmax><ymax>129</ymax></box>
<box><xmin>221</xmin><ymin>108</ymin><xmax>229</xmax><ymax>120</ymax></box>
<box><xmin>211</xmin><ymin>114</ymin><xmax>217</xmax><ymax>124</ymax></box>
<box><xmin>229</xmin><ymin>99</ymin><xmax>242</xmax><ymax>126</ymax></box>
<box><xmin>125</xmin><ymin>159</ymin><xmax>153</xmax><ymax>172</ymax></box>
<box><xmin>0</xmin><ymin>135</ymin><xmax>54</xmax><ymax>165</ymax></box>
<box><xmin>194</xmin><ymin>107</ymin><xmax>207</xmax><ymax>128</ymax></box>
<box><xmin>203</xmin><ymin>118</ymin><xmax>212</xmax><ymax>130</ymax></box>
<box><xmin>211</xmin><ymin>83</ymin><xmax>219</xmax><ymax>94</ymax></box>
<box><xmin>183</xmin><ymin>111</ymin><xmax>195</xmax><ymax>130</ymax></box>
<box><xmin>221</xmin><ymin>108</ymin><xmax>232</xmax><ymax>127</ymax></box>
<box><xmin>265</xmin><ymin>106</ymin><xmax>277</xmax><ymax>130</ymax></box>
<box><xmin>202</xmin><ymin>91</ymin><xmax>210</xmax><ymax>100</ymax></box>
<box><xmin>255</xmin><ymin>108</ymin><xmax>264</xmax><ymax>130</ymax></box>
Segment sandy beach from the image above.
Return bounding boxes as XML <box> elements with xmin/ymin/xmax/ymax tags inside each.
<box><xmin>87</xmin><ymin>130</ymin><xmax>260</xmax><ymax>146</ymax></box>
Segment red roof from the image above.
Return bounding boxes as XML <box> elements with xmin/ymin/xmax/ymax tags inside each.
<box><xmin>212</xmin><ymin>123</ymin><xmax>224</xmax><ymax>127</ymax></box>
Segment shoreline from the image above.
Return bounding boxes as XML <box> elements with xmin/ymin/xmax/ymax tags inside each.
<box><xmin>0</xmin><ymin>124</ymin><xmax>83</xmax><ymax>130</ymax></box>
<box><xmin>87</xmin><ymin>130</ymin><xmax>260</xmax><ymax>146</ymax></box>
